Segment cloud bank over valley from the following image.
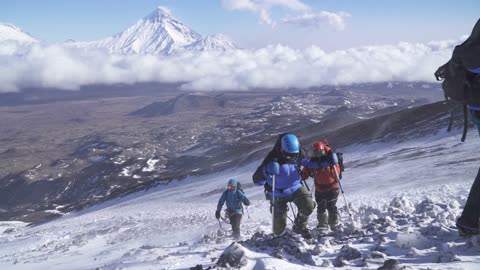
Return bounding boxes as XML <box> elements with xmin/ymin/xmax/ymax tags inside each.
<box><xmin>0</xmin><ymin>37</ymin><xmax>463</xmax><ymax>92</ymax></box>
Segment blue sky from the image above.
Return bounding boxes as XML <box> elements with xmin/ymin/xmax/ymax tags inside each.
<box><xmin>1</xmin><ymin>0</ymin><xmax>479</xmax><ymax>50</ymax></box>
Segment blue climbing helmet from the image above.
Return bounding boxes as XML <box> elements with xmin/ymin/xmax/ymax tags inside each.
<box><xmin>227</xmin><ymin>178</ymin><xmax>238</xmax><ymax>190</ymax></box>
<box><xmin>281</xmin><ymin>134</ymin><xmax>300</xmax><ymax>155</ymax></box>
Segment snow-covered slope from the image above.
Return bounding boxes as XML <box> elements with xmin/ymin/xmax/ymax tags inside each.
<box><xmin>72</xmin><ymin>7</ymin><xmax>237</xmax><ymax>55</ymax></box>
<box><xmin>0</xmin><ymin>128</ymin><xmax>479</xmax><ymax>269</ymax></box>
<box><xmin>183</xmin><ymin>34</ymin><xmax>239</xmax><ymax>52</ymax></box>
<box><xmin>0</xmin><ymin>23</ymin><xmax>38</xmax><ymax>43</ymax></box>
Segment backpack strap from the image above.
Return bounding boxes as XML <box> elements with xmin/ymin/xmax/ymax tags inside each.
<box><xmin>461</xmin><ymin>104</ymin><xmax>469</xmax><ymax>142</ymax></box>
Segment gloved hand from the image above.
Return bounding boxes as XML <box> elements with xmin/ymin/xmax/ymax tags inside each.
<box><xmin>266</xmin><ymin>161</ymin><xmax>280</xmax><ymax>176</ymax></box>
<box><xmin>327</xmin><ymin>151</ymin><xmax>338</xmax><ymax>164</ymax></box>
<box><xmin>255</xmin><ymin>180</ymin><xmax>266</xmax><ymax>186</ymax></box>
<box><xmin>215</xmin><ymin>210</ymin><xmax>220</xmax><ymax>219</ymax></box>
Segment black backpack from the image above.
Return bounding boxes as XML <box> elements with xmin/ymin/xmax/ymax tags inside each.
<box><xmin>337</xmin><ymin>152</ymin><xmax>345</xmax><ymax>171</ymax></box>
<box><xmin>237</xmin><ymin>182</ymin><xmax>244</xmax><ymax>193</ymax></box>
<box><xmin>435</xmin><ymin>19</ymin><xmax>480</xmax><ymax>141</ymax></box>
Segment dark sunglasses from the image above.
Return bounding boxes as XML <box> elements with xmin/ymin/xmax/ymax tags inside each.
<box><xmin>283</xmin><ymin>151</ymin><xmax>298</xmax><ymax>160</ymax></box>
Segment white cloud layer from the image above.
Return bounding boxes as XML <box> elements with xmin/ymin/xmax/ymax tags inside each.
<box><xmin>0</xmin><ymin>38</ymin><xmax>463</xmax><ymax>93</ymax></box>
<box><xmin>283</xmin><ymin>11</ymin><xmax>351</xmax><ymax>31</ymax></box>
<box><xmin>222</xmin><ymin>0</ymin><xmax>309</xmax><ymax>25</ymax></box>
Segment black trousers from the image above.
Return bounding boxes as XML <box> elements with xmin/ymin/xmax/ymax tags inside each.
<box><xmin>315</xmin><ymin>189</ymin><xmax>339</xmax><ymax>214</ymax></box>
<box><xmin>229</xmin><ymin>213</ymin><xmax>243</xmax><ymax>237</ymax></box>
<box><xmin>459</xmin><ymin>167</ymin><xmax>480</xmax><ymax>230</ymax></box>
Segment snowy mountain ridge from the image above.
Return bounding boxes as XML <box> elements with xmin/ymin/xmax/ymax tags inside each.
<box><xmin>0</xmin><ymin>23</ymin><xmax>38</xmax><ymax>43</ymax></box>
<box><xmin>70</xmin><ymin>6</ymin><xmax>238</xmax><ymax>54</ymax></box>
<box><xmin>184</xmin><ymin>33</ymin><xmax>239</xmax><ymax>52</ymax></box>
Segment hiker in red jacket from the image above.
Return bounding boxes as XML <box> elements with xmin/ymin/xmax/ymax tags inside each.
<box><xmin>302</xmin><ymin>142</ymin><xmax>342</xmax><ymax>231</ymax></box>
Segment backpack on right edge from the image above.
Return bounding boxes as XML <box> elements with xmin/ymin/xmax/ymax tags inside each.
<box><xmin>434</xmin><ymin>18</ymin><xmax>480</xmax><ymax>141</ymax></box>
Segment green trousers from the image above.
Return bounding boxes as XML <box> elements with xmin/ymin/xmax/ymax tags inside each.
<box><xmin>266</xmin><ymin>186</ymin><xmax>315</xmax><ymax>236</ymax></box>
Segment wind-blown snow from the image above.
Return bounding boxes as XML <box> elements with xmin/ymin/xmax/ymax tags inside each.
<box><xmin>0</xmin><ymin>36</ymin><xmax>463</xmax><ymax>92</ymax></box>
<box><xmin>0</xmin><ymin>128</ymin><xmax>479</xmax><ymax>269</ymax></box>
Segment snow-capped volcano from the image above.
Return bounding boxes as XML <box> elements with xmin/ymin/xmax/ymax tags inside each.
<box><xmin>0</xmin><ymin>23</ymin><xmax>38</xmax><ymax>43</ymax></box>
<box><xmin>74</xmin><ymin>7</ymin><xmax>236</xmax><ymax>55</ymax></box>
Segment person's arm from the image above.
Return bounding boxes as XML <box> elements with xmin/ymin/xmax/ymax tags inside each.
<box><xmin>238</xmin><ymin>191</ymin><xmax>251</xmax><ymax>206</ymax></box>
<box><xmin>327</xmin><ymin>151</ymin><xmax>338</xmax><ymax>165</ymax></box>
<box><xmin>216</xmin><ymin>191</ymin><xmax>227</xmax><ymax>212</ymax></box>
<box><xmin>301</xmin><ymin>167</ymin><xmax>311</xmax><ymax>181</ymax></box>
<box><xmin>252</xmin><ymin>151</ymin><xmax>276</xmax><ymax>185</ymax></box>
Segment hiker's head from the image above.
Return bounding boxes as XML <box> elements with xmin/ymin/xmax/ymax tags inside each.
<box><xmin>312</xmin><ymin>142</ymin><xmax>327</xmax><ymax>157</ymax></box>
<box><xmin>470</xmin><ymin>106</ymin><xmax>480</xmax><ymax>135</ymax></box>
<box><xmin>227</xmin><ymin>178</ymin><xmax>238</xmax><ymax>190</ymax></box>
<box><xmin>281</xmin><ymin>134</ymin><xmax>300</xmax><ymax>160</ymax></box>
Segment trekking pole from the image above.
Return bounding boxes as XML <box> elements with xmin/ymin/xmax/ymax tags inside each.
<box><xmin>246</xmin><ymin>206</ymin><xmax>250</xmax><ymax>219</ymax></box>
<box><xmin>271</xmin><ymin>174</ymin><xmax>276</xmax><ymax>235</ymax></box>
<box><xmin>302</xmin><ymin>180</ymin><xmax>311</xmax><ymax>192</ymax></box>
<box><xmin>289</xmin><ymin>202</ymin><xmax>297</xmax><ymax>219</ymax></box>
<box><xmin>333</xmin><ymin>166</ymin><xmax>355</xmax><ymax>227</ymax></box>
<box><xmin>217</xmin><ymin>218</ymin><xmax>223</xmax><ymax>230</ymax></box>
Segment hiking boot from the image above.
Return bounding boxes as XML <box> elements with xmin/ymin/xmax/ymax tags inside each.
<box><xmin>316</xmin><ymin>224</ymin><xmax>329</xmax><ymax>232</ymax></box>
<box><xmin>456</xmin><ymin>219</ymin><xmax>480</xmax><ymax>236</ymax></box>
<box><xmin>317</xmin><ymin>211</ymin><xmax>328</xmax><ymax>231</ymax></box>
<box><xmin>328</xmin><ymin>211</ymin><xmax>339</xmax><ymax>230</ymax></box>
<box><xmin>293</xmin><ymin>225</ymin><xmax>313</xmax><ymax>239</ymax></box>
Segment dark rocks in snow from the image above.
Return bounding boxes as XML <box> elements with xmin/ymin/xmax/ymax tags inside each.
<box><xmin>363</xmin><ymin>251</ymin><xmax>388</xmax><ymax>267</ymax></box>
<box><xmin>365</xmin><ymin>216</ymin><xmax>396</xmax><ymax>234</ymax></box>
<box><xmin>190</xmin><ymin>265</ymin><xmax>203</xmax><ymax>270</ymax></box>
<box><xmin>396</xmin><ymin>219</ymin><xmax>409</xmax><ymax>226</ymax></box>
<box><xmin>241</xmin><ymin>231</ymin><xmax>316</xmax><ymax>266</ymax></box>
<box><xmin>190</xmin><ymin>265</ymin><xmax>214</xmax><ymax>270</ymax></box>
<box><xmin>377</xmin><ymin>259</ymin><xmax>401</xmax><ymax>270</ymax></box>
<box><xmin>216</xmin><ymin>242</ymin><xmax>247</xmax><ymax>268</ymax></box>
<box><xmin>334</xmin><ymin>244</ymin><xmax>362</xmax><ymax>267</ymax></box>
<box><xmin>368</xmin><ymin>251</ymin><xmax>388</xmax><ymax>259</ymax></box>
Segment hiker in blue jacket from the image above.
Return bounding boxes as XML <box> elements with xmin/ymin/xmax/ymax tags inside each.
<box><xmin>252</xmin><ymin>133</ymin><xmax>315</xmax><ymax>239</ymax></box>
<box><xmin>215</xmin><ymin>178</ymin><xmax>250</xmax><ymax>239</ymax></box>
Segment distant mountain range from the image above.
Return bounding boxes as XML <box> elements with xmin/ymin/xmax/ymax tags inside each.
<box><xmin>0</xmin><ymin>7</ymin><xmax>238</xmax><ymax>54</ymax></box>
